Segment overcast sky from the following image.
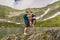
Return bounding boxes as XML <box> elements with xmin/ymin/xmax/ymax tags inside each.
<box><xmin>0</xmin><ymin>0</ymin><xmax>59</xmax><ymax>10</ymax></box>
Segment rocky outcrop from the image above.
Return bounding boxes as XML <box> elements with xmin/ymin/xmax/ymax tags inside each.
<box><xmin>1</xmin><ymin>27</ymin><xmax>60</xmax><ymax>40</ymax></box>
<box><xmin>24</xmin><ymin>27</ymin><xmax>60</xmax><ymax>40</ymax></box>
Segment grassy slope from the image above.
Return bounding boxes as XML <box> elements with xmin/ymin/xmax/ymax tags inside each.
<box><xmin>0</xmin><ymin>5</ymin><xmax>21</xmax><ymax>18</ymax></box>
<box><xmin>0</xmin><ymin>1</ymin><xmax>60</xmax><ymax>27</ymax></box>
<box><xmin>26</xmin><ymin>7</ymin><xmax>47</xmax><ymax>16</ymax></box>
<box><xmin>42</xmin><ymin>1</ymin><xmax>60</xmax><ymax>19</ymax></box>
<box><xmin>0</xmin><ymin>1</ymin><xmax>60</xmax><ymax>26</ymax></box>
<box><xmin>0</xmin><ymin>21</ymin><xmax>23</xmax><ymax>27</ymax></box>
<box><xmin>36</xmin><ymin>15</ymin><xmax>60</xmax><ymax>27</ymax></box>
<box><xmin>0</xmin><ymin>5</ymin><xmax>24</xmax><ymax>23</ymax></box>
<box><xmin>0</xmin><ymin>6</ymin><xmax>24</xmax><ymax>28</ymax></box>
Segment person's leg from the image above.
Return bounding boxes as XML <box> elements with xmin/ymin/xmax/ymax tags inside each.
<box><xmin>24</xmin><ymin>22</ymin><xmax>30</xmax><ymax>35</ymax></box>
<box><xmin>32</xmin><ymin>24</ymin><xmax>36</xmax><ymax>33</ymax></box>
<box><xmin>32</xmin><ymin>20</ymin><xmax>36</xmax><ymax>33</ymax></box>
<box><xmin>24</xmin><ymin>27</ymin><xmax>31</xmax><ymax>35</ymax></box>
<box><xmin>24</xmin><ymin>27</ymin><xmax>28</xmax><ymax>35</ymax></box>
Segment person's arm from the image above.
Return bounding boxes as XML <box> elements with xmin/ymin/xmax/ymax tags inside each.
<box><xmin>27</xmin><ymin>14</ymin><xmax>32</xmax><ymax>18</ymax></box>
<box><xmin>27</xmin><ymin>14</ymin><xmax>32</xmax><ymax>21</ymax></box>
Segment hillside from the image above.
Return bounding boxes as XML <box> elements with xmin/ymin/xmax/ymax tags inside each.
<box><xmin>42</xmin><ymin>1</ymin><xmax>60</xmax><ymax>19</ymax></box>
<box><xmin>37</xmin><ymin>1</ymin><xmax>60</xmax><ymax>27</ymax></box>
<box><xmin>0</xmin><ymin>1</ymin><xmax>60</xmax><ymax>27</ymax></box>
<box><xmin>0</xmin><ymin>5</ymin><xmax>24</xmax><ymax>23</ymax></box>
<box><xmin>25</xmin><ymin>7</ymin><xmax>48</xmax><ymax>16</ymax></box>
<box><xmin>36</xmin><ymin>15</ymin><xmax>60</xmax><ymax>27</ymax></box>
<box><xmin>0</xmin><ymin>5</ymin><xmax>19</xmax><ymax>18</ymax></box>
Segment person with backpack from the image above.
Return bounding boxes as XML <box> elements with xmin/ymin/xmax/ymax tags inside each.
<box><xmin>23</xmin><ymin>10</ymin><xmax>36</xmax><ymax>35</ymax></box>
<box><xmin>23</xmin><ymin>10</ymin><xmax>31</xmax><ymax>35</ymax></box>
<box><xmin>29</xmin><ymin>11</ymin><xmax>37</xmax><ymax>33</ymax></box>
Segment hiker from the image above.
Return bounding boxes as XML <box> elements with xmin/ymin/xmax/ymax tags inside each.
<box><xmin>23</xmin><ymin>10</ymin><xmax>36</xmax><ymax>35</ymax></box>
<box><xmin>30</xmin><ymin>11</ymin><xmax>36</xmax><ymax>33</ymax></box>
<box><xmin>23</xmin><ymin>10</ymin><xmax>31</xmax><ymax>35</ymax></box>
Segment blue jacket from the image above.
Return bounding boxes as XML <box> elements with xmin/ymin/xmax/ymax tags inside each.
<box><xmin>23</xmin><ymin>13</ymin><xmax>29</xmax><ymax>23</ymax></box>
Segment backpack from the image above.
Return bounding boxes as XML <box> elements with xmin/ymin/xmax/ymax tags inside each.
<box><xmin>32</xmin><ymin>14</ymin><xmax>36</xmax><ymax>25</ymax></box>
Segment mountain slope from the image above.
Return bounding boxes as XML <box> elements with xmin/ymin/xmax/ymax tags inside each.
<box><xmin>0</xmin><ymin>5</ymin><xmax>24</xmax><ymax>23</ymax></box>
<box><xmin>38</xmin><ymin>1</ymin><xmax>60</xmax><ymax>27</ymax></box>
<box><xmin>42</xmin><ymin>1</ymin><xmax>60</xmax><ymax>19</ymax></box>
<box><xmin>36</xmin><ymin>15</ymin><xmax>60</xmax><ymax>27</ymax></box>
<box><xmin>0</xmin><ymin>5</ymin><xmax>23</xmax><ymax>18</ymax></box>
<box><xmin>0</xmin><ymin>1</ymin><xmax>60</xmax><ymax>27</ymax></box>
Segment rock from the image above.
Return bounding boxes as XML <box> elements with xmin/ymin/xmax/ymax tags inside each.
<box><xmin>2</xmin><ymin>28</ymin><xmax>60</xmax><ymax>40</ymax></box>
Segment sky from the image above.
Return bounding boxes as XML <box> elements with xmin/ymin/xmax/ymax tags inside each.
<box><xmin>0</xmin><ymin>0</ymin><xmax>59</xmax><ymax>10</ymax></box>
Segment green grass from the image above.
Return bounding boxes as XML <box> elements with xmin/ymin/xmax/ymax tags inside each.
<box><xmin>0</xmin><ymin>35</ymin><xmax>3</xmax><ymax>40</ymax></box>
<box><xmin>0</xmin><ymin>5</ymin><xmax>21</xmax><ymax>18</ymax></box>
<box><xmin>0</xmin><ymin>21</ymin><xmax>23</xmax><ymax>27</ymax></box>
<box><xmin>42</xmin><ymin>1</ymin><xmax>60</xmax><ymax>19</ymax></box>
<box><xmin>36</xmin><ymin>16</ymin><xmax>60</xmax><ymax>27</ymax></box>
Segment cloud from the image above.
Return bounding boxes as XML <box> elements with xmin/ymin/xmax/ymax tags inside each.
<box><xmin>0</xmin><ymin>0</ymin><xmax>59</xmax><ymax>10</ymax></box>
<box><xmin>30</xmin><ymin>0</ymin><xmax>52</xmax><ymax>8</ymax></box>
<box><xmin>49</xmin><ymin>0</ymin><xmax>59</xmax><ymax>4</ymax></box>
<box><xmin>0</xmin><ymin>0</ymin><xmax>14</xmax><ymax>7</ymax></box>
<box><xmin>13</xmin><ymin>0</ymin><xmax>34</xmax><ymax>9</ymax></box>
<box><xmin>13</xmin><ymin>0</ymin><xmax>51</xmax><ymax>10</ymax></box>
